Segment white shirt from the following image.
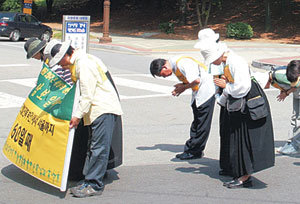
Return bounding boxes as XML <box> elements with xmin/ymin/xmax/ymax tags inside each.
<box><xmin>71</xmin><ymin>50</ymin><xmax>123</xmax><ymax>125</ymax></box>
<box><xmin>169</xmin><ymin>56</ymin><xmax>215</xmax><ymax>107</ymax></box>
<box><xmin>219</xmin><ymin>51</ymin><xmax>251</xmax><ymax>104</ymax></box>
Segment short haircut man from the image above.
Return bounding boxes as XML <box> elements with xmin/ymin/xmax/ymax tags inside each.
<box><xmin>149</xmin><ymin>56</ymin><xmax>216</xmax><ymax>160</ymax></box>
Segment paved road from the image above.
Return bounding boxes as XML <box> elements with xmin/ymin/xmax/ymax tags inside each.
<box><xmin>0</xmin><ymin>38</ymin><xmax>299</xmax><ymax>203</ymax></box>
<box><xmin>89</xmin><ymin>32</ymin><xmax>300</xmax><ymax>70</ymax></box>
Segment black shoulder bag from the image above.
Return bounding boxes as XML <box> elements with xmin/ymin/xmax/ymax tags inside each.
<box><xmin>246</xmin><ymin>78</ymin><xmax>269</xmax><ymax>120</ymax></box>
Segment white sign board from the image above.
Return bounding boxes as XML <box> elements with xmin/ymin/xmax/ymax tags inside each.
<box><xmin>62</xmin><ymin>15</ymin><xmax>90</xmax><ymax>53</ymax></box>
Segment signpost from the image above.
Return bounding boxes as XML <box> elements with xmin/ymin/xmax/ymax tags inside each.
<box><xmin>62</xmin><ymin>15</ymin><xmax>90</xmax><ymax>53</ymax></box>
<box><xmin>23</xmin><ymin>0</ymin><xmax>33</xmax><ymax>15</ymax></box>
<box><xmin>99</xmin><ymin>0</ymin><xmax>112</xmax><ymax>43</ymax></box>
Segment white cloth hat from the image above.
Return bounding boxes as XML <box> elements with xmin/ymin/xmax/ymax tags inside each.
<box><xmin>43</xmin><ymin>39</ymin><xmax>60</xmax><ymax>61</ymax></box>
<box><xmin>48</xmin><ymin>41</ymin><xmax>71</xmax><ymax>67</ymax></box>
<box><xmin>200</xmin><ymin>42</ymin><xmax>228</xmax><ymax>65</ymax></box>
<box><xmin>194</xmin><ymin>28</ymin><xmax>219</xmax><ymax>49</ymax></box>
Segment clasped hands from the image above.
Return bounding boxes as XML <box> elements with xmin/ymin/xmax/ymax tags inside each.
<box><xmin>172</xmin><ymin>83</ymin><xmax>186</xmax><ymax>96</ymax></box>
<box><xmin>214</xmin><ymin>76</ymin><xmax>227</xmax><ymax>89</ymax></box>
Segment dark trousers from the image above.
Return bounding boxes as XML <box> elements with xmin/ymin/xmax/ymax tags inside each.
<box><xmin>219</xmin><ymin>106</ymin><xmax>231</xmax><ymax>172</ymax></box>
<box><xmin>83</xmin><ymin>113</ymin><xmax>116</xmax><ymax>189</ymax></box>
<box><xmin>68</xmin><ymin>120</ymin><xmax>88</xmax><ymax>181</ymax></box>
<box><xmin>184</xmin><ymin>96</ymin><xmax>215</xmax><ymax>156</ymax></box>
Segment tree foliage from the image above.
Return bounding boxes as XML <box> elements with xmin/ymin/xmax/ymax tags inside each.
<box><xmin>1</xmin><ymin>0</ymin><xmax>296</xmax><ymax>36</ymax></box>
<box><xmin>0</xmin><ymin>0</ymin><xmax>5</xmax><ymax>8</ymax></box>
<box><xmin>45</xmin><ymin>0</ymin><xmax>54</xmax><ymax>14</ymax></box>
<box><xmin>1</xmin><ymin>0</ymin><xmax>22</xmax><ymax>12</ymax></box>
<box><xmin>226</xmin><ymin>22</ymin><xmax>254</xmax><ymax>39</ymax></box>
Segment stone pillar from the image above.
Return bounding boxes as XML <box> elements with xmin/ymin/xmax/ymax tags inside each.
<box><xmin>99</xmin><ymin>0</ymin><xmax>112</xmax><ymax>43</ymax></box>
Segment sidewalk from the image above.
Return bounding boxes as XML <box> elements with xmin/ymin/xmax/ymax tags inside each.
<box><xmin>89</xmin><ymin>32</ymin><xmax>300</xmax><ymax>70</ymax></box>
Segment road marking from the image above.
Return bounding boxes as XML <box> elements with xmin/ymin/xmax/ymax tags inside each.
<box><xmin>0</xmin><ymin>92</ymin><xmax>25</xmax><ymax>109</ymax></box>
<box><xmin>113</xmin><ymin>76</ymin><xmax>174</xmax><ymax>94</ymax></box>
<box><xmin>1</xmin><ymin>42</ymin><xmax>24</xmax><ymax>49</ymax></box>
<box><xmin>0</xmin><ymin>75</ymin><xmax>279</xmax><ymax>108</ymax></box>
<box><xmin>114</xmin><ymin>73</ymin><xmax>179</xmax><ymax>81</ymax></box>
<box><xmin>1</xmin><ymin>78</ymin><xmax>36</xmax><ymax>88</ymax></box>
<box><xmin>120</xmin><ymin>93</ymin><xmax>173</xmax><ymax>100</ymax></box>
<box><xmin>0</xmin><ymin>64</ymin><xmax>30</xmax><ymax>67</ymax></box>
<box><xmin>264</xmin><ymin>88</ymin><xmax>278</xmax><ymax>92</ymax></box>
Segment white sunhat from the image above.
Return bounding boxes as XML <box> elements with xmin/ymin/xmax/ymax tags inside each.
<box><xmin>194</xmin><ymin>28</ymin><xmax>219</xmax><ymax>49</ymax></box>
<box><xmin>43</xmin><ymin>39</ymin><xmax>60</xmax><ymax>61</ymax></box>
<box><xmin>200</xmin><ymin>41</ymin><xmax>228</xmax><ymax>65</ymax></box>
<box><xmin>48</xmin><ymin>41</ymin><xmax>72</xmax><ymax>67</ymax></box>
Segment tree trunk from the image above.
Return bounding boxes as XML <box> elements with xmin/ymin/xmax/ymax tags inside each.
<box><xmin>264</xmin><ymin>0</ymin><xmax>271</xmax><ymax>32</ymax></box>
<box><xmin>195</xmin><ymin>0</ymin><xmax>212</xmax><ymax>28</ymax></box>
<box><xmin>179</xmin><ymin>0</ymin><xmax>188</xmax><ymax>25</ymax></box>
<box><xmin>280</xmin><ymin>0</ymin><xmax>290</xmax><ymax>17</ymax></box>
<box><xmin>46</xmin><ymin>0</ymin><xmax>53</xmax><ymax>14</ymax></box>
<box><xmin>204</xmin><ymin>0</ymin><xmax>211</xmax><ymax>27</ymax></box>
<box><xmin>195</xmin><ymin>0</ymin><xmax>203</xmax><ymax>28</ymax></box>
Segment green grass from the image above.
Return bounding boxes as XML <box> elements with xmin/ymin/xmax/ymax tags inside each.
<box><xmin>52</xmin><ymin>30</ymin><xmax>62</xmax><ymax>39</ymax></box>
<box><xmin>34</xmin><ymin>0</ymin><xmax>46</xmax><ymax>7</ymax></box>
<box><xmin>52</xmin><ymin>30</ymin><xmax>98</xmax><ymax>40</ymax></box>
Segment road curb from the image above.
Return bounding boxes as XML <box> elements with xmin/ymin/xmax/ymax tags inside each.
<box><xmin>252</xmin><ymin>55</ymin><xmax>300</xmax><ymax>69</ymax></box>
<box><xmin>89</xmin><ymin>42</ymin><xmax>141</xmax><ymax>53</ymax></box>
<box><xmin>251</xmin><ymin>60</ymin><xmax>274</xmax><ymax>70</ymax></box>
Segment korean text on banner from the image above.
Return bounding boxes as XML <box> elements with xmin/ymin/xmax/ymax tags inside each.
<box><xmin>2</xmin><ymin>64</ymin><xmax>75</xmax><ymax>191</ymax></box>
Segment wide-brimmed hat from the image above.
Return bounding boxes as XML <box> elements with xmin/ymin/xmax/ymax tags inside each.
<box><xmin>48</xmin><ymin>41</ymin><xmax>71</xmax><ymax>67</ymax></box>
<box><xmin>194</xmin><ymin>28</ymin><xmax>219</xmax><ymax>49</ymax></box>
<box><xmin>200</xmin><ymin>42</ymin><xmax>228</xmax><ymax>65</ymax></box>
<box><xmin>25</xmin><ymin>38</ymin><xmax>47</xmax><ymax>59</ymax></box>
<box><xmin>24</xmin><ymin>37</ymin><xmax>38</xmax><ymax>52</ymax></box>
<box><xmin>43</xmin><ymin>39</ymin><xmax>60</xmax><ymax>61</ymax></box>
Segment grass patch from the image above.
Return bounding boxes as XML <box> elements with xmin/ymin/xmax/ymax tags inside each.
<box><xmin>52</xmin><ymin>30</ymin><xmax>98</xmax><ymax>40</ymax></box>
<box><xmin>34</xmin><ymin>0</ymin><xmax>46</xmax><ymax>7</ymax></box>
<box><xmin>52</xmin><ymin>30</ymin><xmax>62</xmax><ymax>39</ymax></box>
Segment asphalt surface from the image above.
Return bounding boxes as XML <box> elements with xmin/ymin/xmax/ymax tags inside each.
<box><xmin>1</xmin><ymin>34</ymin><xmax>300</xmax><ymax>204</ymax></box>
<box><xmin>89</xmin><ymin>32</ymin><xmax>300</xmax><ymax>70</ymax></box>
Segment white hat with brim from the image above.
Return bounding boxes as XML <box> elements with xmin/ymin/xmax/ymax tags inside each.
<box><xmin>194</xmin><ymin>28</ymin><xmax>219</xmax><ymax>49</ymax></box>
<box><xmin>48</xmin><ymin>41</ymin><xmax>71</xmax><ymax>67</ymax></box>
<box><xmin>201</xmin><ymin>42</ymin><xmax>228</xmax><ymax>65</ymax></box>
<box><xmin>43</xmin><ymin>39</ymin><xmax>60</xmax><ymax>61</ymax></box>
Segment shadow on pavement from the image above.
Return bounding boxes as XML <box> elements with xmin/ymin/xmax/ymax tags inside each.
<box><xmin>2</xmin><ymin>164</ymin><xmax>120</xmax><ymax>198</ymax></box>
<box><xmin>68</xmin><ymin>169</ymin><xmax>120</xmax><ymax>189</ymax></box>
<box><xmin>103</xmin><ymin>169</ymin><xmax>120</xmax><ymax>185</ymax></box>
<box><xmin>274</xmin><ymin>140</ymin><xmax>287</xmax><ymax>148</ymax></box>
<box><xmin>137</xmin><ymin>143</ymin><xmax>274</xmax><ymax>189</ymax></box>
<box><xmin>1</xmin><ymin>164</ymin><xmax>66</xmax><ymax>198</ymax></box>
<box><xmin>172</xmin><ymin>157</ymin><xmax>268</xmax><ymax>189</ymax></box>
<box><xmin>136</xmin><ymin>143</ymin><xmax>183</xmax><ymax>153</ymax></box>
<box><xmin>173</xmin><ymin>157</ymin><xmax>220</xmax><ymax>179</ymax></box>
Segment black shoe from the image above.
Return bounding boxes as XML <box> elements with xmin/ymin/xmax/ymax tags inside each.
<box><xmin>224</xmin><ymin>177</ymin><xmax>252</xmax><ymax>188</ymax></box>
<box><xmin>176</xmin><ymin>152</ymin><xmax>203</xmax><ymax>160</ymax></box>
<box><xmin>219</xmin><ymin>169</ymin><xmax>233</xmax><ymax>177</ymax></box>
<box><xmin>175</xmin><ymin>153</ymin><xmax>183</xmax><ymax>158</ymax></box>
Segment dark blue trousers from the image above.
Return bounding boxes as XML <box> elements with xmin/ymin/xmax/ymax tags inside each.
<box><xmin>184</xmin><ymin>96</ymin><xmax>215</xmax><ymax>156</ymax></box>
<box><xmin>83</xmin><ymin>113</ymin><xmax>116</xmax><ymax>189</ymax></box>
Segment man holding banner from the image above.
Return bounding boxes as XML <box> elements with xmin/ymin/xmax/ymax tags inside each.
<box><xmin>49</xmin><ymin>41</ymin><xmax>123</xmax><ymax>198</ymax></box>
